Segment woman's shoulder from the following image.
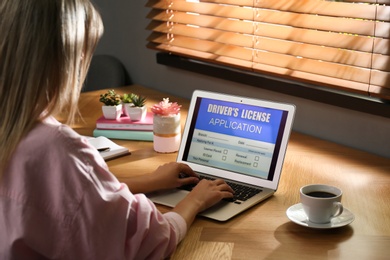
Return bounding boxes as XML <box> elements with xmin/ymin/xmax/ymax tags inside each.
<box><xmin>8</xmin><ymin>116</ymin><xmax>103</xmax><ymax>183</ymax></box>
<box><xmin>3</xmin><ymin>116</ymin><xmax>112</xmax><ymax>213</ymax></box>
<box><xmin>32</xmin><ymin>116</ymin><xmax>84</xmax><ymax>148</ymax></box>
<box><xmin>22</xmin><ymin>117</ymin><xmax>93</xmax><ymax>161</ymax></box>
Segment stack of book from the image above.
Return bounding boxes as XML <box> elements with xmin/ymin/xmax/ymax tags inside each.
<box><xmin>93</xmin><ymin>112</ymin><xmax>154</xmax><ymax>141</ymax></box>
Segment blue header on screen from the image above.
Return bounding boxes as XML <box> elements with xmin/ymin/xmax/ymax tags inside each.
<box><xmin>195</xmin><ymin>98</ymin><xmax>284</xmax><ymax>144</ymax></box>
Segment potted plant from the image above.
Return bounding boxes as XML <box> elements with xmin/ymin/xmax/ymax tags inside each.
<box><xmin>125</xmin><ymin>93</ymin><xmax>147</xmax><ymax>121</ymax></box>
<box><xmin>121</xmin><ymin>93</ymin><xmax>134</xmax><ymax>117</ymax></box>
<box><xmin>99</xmin><ymin>89</ymin><xmax>122</xmax><ymax>120</ymax></box>
<box><xmin>151</xmin><ymin>98</ymin><xmax>181</xmax><ymax>153</ymax></box>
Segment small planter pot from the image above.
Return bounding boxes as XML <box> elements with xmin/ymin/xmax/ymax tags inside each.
<box><xmin>126</xmin><ymin>105</ymin><xmax>147</xmax><ymax>121</ymax></box>
<box><xmin>122</xmin><ymin>103</ymin><xmax>133</xmax><ymax>117</ymax></box>
<box><xmin>153</xmin><ymin>113</ymin><xmax>181</xmax><ymax>153</ymax></box>
<box><xmin>102</xmin><ymin>104</ymin><xmax>122</xmax><ymax>120</ymax></box>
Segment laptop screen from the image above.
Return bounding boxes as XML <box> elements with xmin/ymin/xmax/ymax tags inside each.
<box><xmin>179</xmin><ymin>93</ymin><xmax>293</xmax><ymax>186</ymax></box>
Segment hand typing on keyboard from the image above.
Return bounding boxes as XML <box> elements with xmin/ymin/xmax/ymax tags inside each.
<box><xmin>148</xmin><ymin>162</ymin><xmax>234</xmax><ymax>227</ymax></box>
<box><xmin>180</xmin><ymin>177</ymin><xmax>235</xmax><ymax>212</ymax></box>
<box><xmin>179</xmin><ymin>175</ymin><xmax>262</xmax><ymax>204</ymax></box>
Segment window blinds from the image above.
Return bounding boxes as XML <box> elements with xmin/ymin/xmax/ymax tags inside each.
<box><xmin>146</xmin><ymin>0</ymin><xmax>390</xmax><ymax>100</ymax></box>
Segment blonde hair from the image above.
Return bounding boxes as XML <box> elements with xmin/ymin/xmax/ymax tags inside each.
<box><xmin>0</xmin><ymin>0</ymin><xmax>103</xmax><ymax>176</ymax></box>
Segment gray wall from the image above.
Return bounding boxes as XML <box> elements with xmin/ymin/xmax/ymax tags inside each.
<box><xmin>93</xmin><ymin>0</ymin><xmax>390</xmax><ymax>158</ymax></box>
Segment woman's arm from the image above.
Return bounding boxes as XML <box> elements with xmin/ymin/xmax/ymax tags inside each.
<box><xmin>125</xmin><ymin>161</ymin><xmax>234</xmax><ymax>230</ymax></box>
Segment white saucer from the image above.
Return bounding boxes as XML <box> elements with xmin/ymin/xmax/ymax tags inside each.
<box><xmin>286</xmin><ymin>203</ymin><xmax>355</xmax><ymax>229</ymax></box>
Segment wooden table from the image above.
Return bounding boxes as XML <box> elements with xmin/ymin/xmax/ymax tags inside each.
<box><xmin>64</xmin><ymin>85</ymin><xmax>390</xmax><ymax>260</ymax></box>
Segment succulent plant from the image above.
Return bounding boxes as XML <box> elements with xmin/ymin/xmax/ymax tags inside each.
<box><xmin>130</xmin><ymin>94</ymin><xmax>146</xmax><ymax>107</ymax></box>
<box><xmin>151</xmin><ymin>98</ymin><xmax>181</xmax><ymax>116</ymax></box>
<box><xmin>99</xmin><ymin>89</ymin><xmax>121</xmax><ymax>106</ymax></box>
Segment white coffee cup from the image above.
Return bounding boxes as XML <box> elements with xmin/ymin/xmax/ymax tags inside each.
<box><xmin>300</xmin><ymin>184</ymin><xmax>343</xmax><ymax>224</ymax></box>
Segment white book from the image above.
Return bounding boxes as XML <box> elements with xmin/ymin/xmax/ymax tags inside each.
<box><xmin>86</xmin><ymin>136</ymin><xmax>130</xmax><ymax>161</ymax></box>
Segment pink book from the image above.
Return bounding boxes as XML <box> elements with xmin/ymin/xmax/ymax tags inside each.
<box><xmin>96</xmin><ymin>112</ymin><xmax>153</xmax><ymax>131</ymax></box>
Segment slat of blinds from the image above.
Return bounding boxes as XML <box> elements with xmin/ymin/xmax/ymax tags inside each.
<box><xmin>147</xmin><ymin>41</ymin><xmax>370</xmax><ymax>95</ymax></box>
<box><xmin>253</xmin><ymin>39</ymin><xmax>374</xmax><ymax>69</ymax></box>
<box><xmin>377</xmin><ymin>4</ymin><xmax>390</xmax><ymax>22</ymax></box>
<box><xmin>148</xmin><ymin>21</ymin><xmax>377</xmax><ymax>69</ymax></box>
<box><xmin>375</xmin><ymin>21</ymin><xmax>390</xmax><ymax>38</ymax></box>
<box><xmin>255</xmin><ymin>24</ymin><xmax>381</xmax><ymax>55</ymax></box>
<box><xmin>343</xmin><ymin>0</ymin><xmax>389</xmax><ymax>4</ymax></box>
<box><xmin>196</xmin><ymin>0</ymin><xmax>253</xmax><ymax>6</ymax></box>
<box><xmin>148</xmin><ymin>10</ymin><xmax>381</xmax><ymax>54</ymax></box>
<box><xmin>372</xmin><ymin>54</ymin><xmax>390</xmax><ymax>71</ymax></box>
<box><xmin>148</xmin><ymin>32</ymin><xmax>253</xmax><ymax>61</ymax></box>
<box><xmin>146</xmin><ymin>0</ymin><xmax>251</xmax><ymax>20</ymax></box>
<box><xmin>254</xmin><ymin>39</ymin><xmax>390</xmax><ymax>72</ymax></box>
<box><xmin>147</xmin><ymin>42</ymin><xmax>253</xmax><ymax>69</ymax></box>
<box><xmin>369</xmin><ymin>85</ymin><xmax>390</xmax><ymax>100</ymax></box>
<box><xmin>251</xmin><ymin>62</ymin><xmax>369</xmax><ymax>94</ymax></box>
<box><xmin>370</xmin><ymin>70</ymin><xmax>390</xmax><ymax>86</ymax></box>
<box><xmin>374</xmin><ymin>38</ymin><xmax>390</xmax><ymax>56</ymax></box>
<box><xmin>253</xmin><ymin>9</ymin><xmax>377</xmax><ymax>37</ymax></box>
<box><xmin>252</xmin><ymin>51</ymin><xmax>371</xmax><ymax>84</ymax></box>
<box><xmin>148</xmin><ymin>32</ymin><xmax>372</xmax><ymax>84</ymax></box>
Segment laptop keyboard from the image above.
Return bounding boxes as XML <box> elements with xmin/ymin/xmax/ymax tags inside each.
<box><xmin>178</xmin><ymin>175</ymin><xmax>262</xmax><ymax>204</ymax></box>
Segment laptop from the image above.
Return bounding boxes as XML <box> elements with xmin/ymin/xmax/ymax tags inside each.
<box><xmin>148</xmin><ymin>90</ymin><xmax>296</xmax><ymax>221</ymax></box>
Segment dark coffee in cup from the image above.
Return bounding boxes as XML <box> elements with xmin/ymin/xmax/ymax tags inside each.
<box><xmin>305</xmin><ymin>191</ymin><xmax>337</xmax><ymax>198</ymax></box>
<box><xmin>300</xmin><ymin>184</ymin><xmax>343</xmax><ymax>223</ymax></box>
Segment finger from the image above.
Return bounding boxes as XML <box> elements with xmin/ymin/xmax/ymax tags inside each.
<box><xmin>219</xmin><ymin>183</ymin><xmax>235</xmax><ymax>194</ymax></box>
<box><xmin>214</xmin><ymin>179</ymin><xmax>234</xmax><ymax>193</ymax></box>
<box><xmin>213</xmin><ymin>178</ymin><xmax>224</xmax><ymax>184</ymax></box>
<box><xmin>179</xmin><ymin>177</ymin><xmax>199</xmax><ymax>186</ymax></box>
<box><xmin>178</xmin><ymin>163</ymin><xmax>198</xmax><ymax>178</ymax></box>
<box><xmin>221</xmin><ymin>191</ymin><xmax>235</xmax><ymax>198</ymax></box>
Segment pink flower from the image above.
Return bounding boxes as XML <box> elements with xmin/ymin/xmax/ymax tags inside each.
<box><xmin>151</xmin><ymin>98</ymin><xmax>181</xmax><ymax>116</ymax></box>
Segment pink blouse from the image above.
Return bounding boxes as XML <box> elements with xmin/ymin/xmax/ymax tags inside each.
<box><xmin>0</xmin><ymin>117</ymin><xmax>186</xmax><ymax>259</ymax></box>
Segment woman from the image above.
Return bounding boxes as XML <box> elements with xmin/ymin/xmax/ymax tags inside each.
<box><xmin>0</xmin><ymin>0</ymin><xmax>234</xmax><ymax>259</ymax></box>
